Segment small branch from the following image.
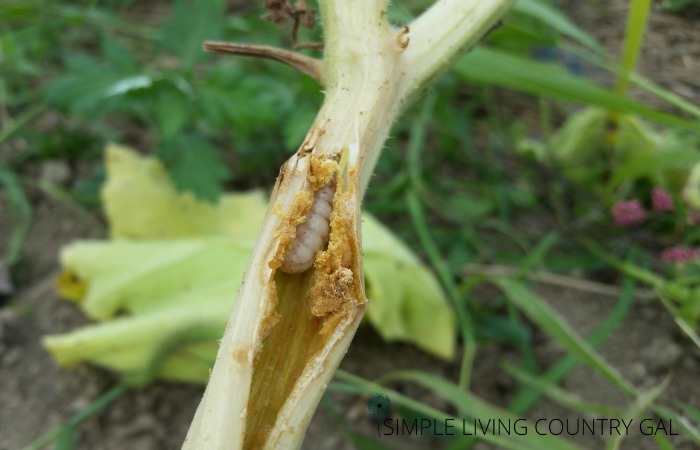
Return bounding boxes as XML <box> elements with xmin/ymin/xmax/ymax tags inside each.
<box><xmin>203</xmin><ymin>42</ymin><xmax>322</xmax><ymax>82</ymax></box>
<box><xmin>293</xmin><ymin>41</ymin><xmax>324</xmax><ymax>51</ymax></box>
<box><xmin>400</xmin><ymin>0</ymin><xmax>515</xmax><ymax>99</ymax></box>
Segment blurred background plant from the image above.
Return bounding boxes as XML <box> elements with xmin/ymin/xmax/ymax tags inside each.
<box><xmin>3</xmin><ymin>0</ymin><xmax>700</xmax><ymax>449</ymax></box>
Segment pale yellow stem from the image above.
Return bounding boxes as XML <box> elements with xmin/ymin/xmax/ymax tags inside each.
<box><xmin>183</xmin><ymin>1</ymin><xmax>514</xmax><ymax>449</ymax></box>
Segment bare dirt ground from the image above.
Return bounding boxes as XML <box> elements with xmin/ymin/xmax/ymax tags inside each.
<box><xmin>2</xmin><ymin>1</ymin><xmax>699</xmax><ymax>449</ymax></box>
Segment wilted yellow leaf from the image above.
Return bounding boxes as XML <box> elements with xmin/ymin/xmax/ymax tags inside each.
<box><xmin>103</xmin><ymin>143</ymin><xmax>267</xmax><ymax>240</ymax></box>
<box><xmin>45</xmin><ymin>145</ymin><xmax>456</xmax><ymax>384</ymax></box>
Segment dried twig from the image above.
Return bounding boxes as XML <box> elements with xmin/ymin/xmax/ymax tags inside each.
<box><xmin>203</xmin><ymin>42</ymin><xmax>322</xmax><ymax>82</ymax></box>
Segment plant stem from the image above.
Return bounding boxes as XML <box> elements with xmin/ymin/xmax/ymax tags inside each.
<box><xmin>183</xmin><ymin>1</ymin><xmax>515</xmax><ymax>448</ymax></box>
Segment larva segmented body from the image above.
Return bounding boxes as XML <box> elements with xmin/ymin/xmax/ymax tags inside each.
<box><xmin>280</xmin><ymin>182</ymin><xmax>336</xmax><ymax>274</ymax></box>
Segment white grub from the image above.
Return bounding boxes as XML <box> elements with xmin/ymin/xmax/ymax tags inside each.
<box><xmin>280</xmin><ymin>182</ymin><xmax>336</xmax><ymax>273</ymax></box>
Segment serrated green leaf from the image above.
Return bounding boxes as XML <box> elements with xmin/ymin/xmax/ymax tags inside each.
<box><xmin>101</xmin><ymin>37</ymin><xmax>138</xmax><ymax>72</ymax></box>
<box><xmin>156</xmin><ymin>135</ymin><xmax>231</xmax><ymax>202</ymax></box>
<box><xmin>43</xmin><ymin>47</ymin><xmax>145</xmax><ymax>114</ymax></box>
<box><xmin>103</xmin><ymin>75</ymin><xmax>153</xmax><ymax>97</ymax></box>
<box><xmin>161</xmin><ymin>0</ymin><xmax>225</xmax><ymax>70</ymax></box>
<box><xmin>153</xmin><ymin>86</ymin><xmax>189</xmax><ymax>139</ymax></box>
<box><xmin>199</xmin><ymin>70</ymin><xmax>297</xmax><ymax>131</ymax></box>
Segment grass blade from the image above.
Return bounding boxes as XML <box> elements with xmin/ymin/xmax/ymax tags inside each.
<box><xmin>335</xmin><ymin>370</ymin><xmax>583</xmax><ymax>450</ymax></box>
<box><xmin>507</xmin><ymin>276</ymin><xmax>635</xmax><ymax>414</ymax></box>
<box><xmin>454</xmin><ymin>47</ymin><xmax>700</xmax><ymax>131</ymax></box>
<box><xmin>20</xmin><ymin>384</ymin><xmax>127</xmax><ymax>450</ymax></box>
<box><xmin>492</xmin><ymin>277</ymin><xmax>637</xmax><ymax>396</ymax></box>
<box><xmin>512</xmin><ymin>0</ymin><xmax>603</xmax><ymax>53</ymax></box>
<box><xmin>0</xmin><ymin>167</ymin><xmax>32</xmax><ymax>267</ymax></box>
<box><xmin>503</xmin><ymin>362</ymin><xmax>624</xmax><ymax>417</ymax></box>
<box><xmin>614</xmin><ymin>0</ymin><xmax>652</xmax><ymax>96</ymax></box>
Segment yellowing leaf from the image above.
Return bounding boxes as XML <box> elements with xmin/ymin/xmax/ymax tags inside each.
<box><xmin>59</xmin><ymin>238</ymin><xmax>251</xmax><ymax>320</ymax></box>
<box><xmin>362</xmin><ymin>215</ymin><xmax>455</xmax><ymax>360</ymax></box>
<box><xmin>103</xmin><ymin>143</ymin><xmax>267</xmax><ymax>240</ymax></box>
<box><xmin>44</xmin><ymin>291</ymin><xmax>229</xmax><ymax>385</ymax></box>
<box><xmin>45</xmin><ymin>145</ymin><xmax>456</xmax><ymax>384</ymax></box>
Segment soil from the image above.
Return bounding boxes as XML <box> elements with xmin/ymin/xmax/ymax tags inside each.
<box><xmin>2</xmin><ymin>1</ymin><xmax>699</xmax><ymax>450</ymax></box>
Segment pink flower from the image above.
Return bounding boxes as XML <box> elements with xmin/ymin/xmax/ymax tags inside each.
<box><xmin>689</xmin><ymin>212</ymin><xmax>700</xmax><ymax>225</ymax></box>
<box><xmin>661</xmin><ymin>246</ymin><xmax>700</xmax><ymax>263</ymax></box>
<box><xmin>651</xmin><ymin>187</ymin><xmax>674</xmax><ymax>212</ymax></box>
<box><xmin>611</xmin><ymin>200</ymin><xmax>647</xmax><ymax>227</ymax></box>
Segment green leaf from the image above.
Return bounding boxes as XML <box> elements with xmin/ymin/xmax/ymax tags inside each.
<box><xmin>615</xmin><ymin>0</ymin><xmax>652</xmax><ymax>96</ymax></box>
<box><xmin>473</xmin><ymin>313</ymin><xmax>530</xmax><ymax>346</ymax></box>
<box><xmin>43</xmin><ymin>54</ymin><xmax>116</xmax><ymax>113</ymax></box>
<box><xmin>682</xmin><ymin>405</ymin><xmax>700</xmax><ymax>426</ymax></box>
<box><xmin>455</xmin><ymin>47</ymin><xmax>700</xmax><ymax>131</ymax></box>
<box><xmin>439</xmin><ymin>192</ymin><xmax>494</xmax><ymax>222</ymax></box>
<box><xmin>153</xmin><ymin>85</ymin><xmax>190</xmax><ymax>139</ymax></box>
<box><xmin>282</xmin><ymin>104</ymin><xmax>318</xmax><ymax>150</ymax></box>
<box><xmin>43</xmin><ymin>38</ymin><xmax>146</xmax><ymax>114</ymax></box>
<box><xmin>199</xmin><ymin>68</ymin><xmax>297</xmax><ymax>130</ymax></box>
<box><xmin>507</xmin><ymin>276</ymin><xmax>635</xmax><ymax>414</ymax></box>
<box><xmin>101</xmin><ymin>36</ymin><xmax>138</xmax><ymax>72</ymax></box>
<box><xmin>156</xmin><ymin>134</ymin><xmax>231</xmax><ymax>202</ymax></box>
<box><xmin>512</xmin><ymin>0</ymin><xmax>603</xmax><ymax>53</ymax></box>
<box><xmin>161</xmin><ymin>0</ymin><xmax>225</xmax><ymax>70</ymax></box>
<box><xmin>610</xmin><ymin>149</ymin><xmax>700</xmax><ymax>189</ymax></box>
